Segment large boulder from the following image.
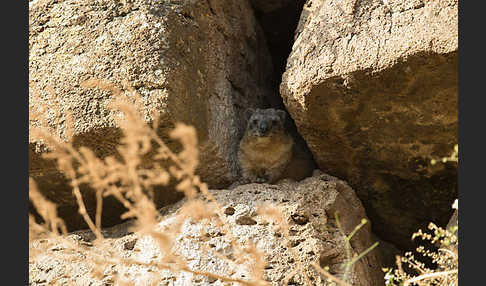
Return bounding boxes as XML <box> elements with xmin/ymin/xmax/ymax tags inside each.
<box><xmin>29</xmin><ymin>0</ymin><xmax>273</xmax><ymax>229</ymax></box>
<box><xmin>280</xmin><ymin>0</ymin><xmax>458</xmax><ymax>250</ymax></box>
<box><xmin>29</xmin><ymin>172</ymin><xmax>385</xmax><ymax>285</ymax></box>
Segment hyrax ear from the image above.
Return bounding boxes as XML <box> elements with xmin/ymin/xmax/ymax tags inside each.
<box><xmin>276</xmin><ymin>109</ymin><xmax>287</xmax><ymax>122</ymax></box>
<box><xmin>244</xmin><ymin>108</ymin><xmax>256</xmax><ymax>121</ymax></box>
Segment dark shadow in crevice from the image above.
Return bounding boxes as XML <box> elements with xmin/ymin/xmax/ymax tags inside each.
<box><xmin>252</xmin><ymin>0</ymin><xmax>307</xmax><ymax>110</ymax></box>
<box><xmin>251</xmin><ymin>0</ymin><xmax>317</xmax><ymax>178</ymax></box>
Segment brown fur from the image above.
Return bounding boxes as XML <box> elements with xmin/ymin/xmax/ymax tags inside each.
<box><xmin>237</xmin><ymin>108</ymin><xmax>294</xmax><ymax>184</ymax></box>
<box><xmin>238</xmin><ymin>133</ymin><xmax>293</xmax><ymax>183</ymax></box>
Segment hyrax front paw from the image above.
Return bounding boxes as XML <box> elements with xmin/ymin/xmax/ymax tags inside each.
<box><xmin>255</xmin><ymin>176</ymin><xmax>268</xmax><ymax>183</ymax></box>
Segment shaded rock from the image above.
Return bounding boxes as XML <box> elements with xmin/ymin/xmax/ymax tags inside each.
<box><xmin>250</xmin><ymin>0</ymin><xmax>295</xmax><ymax>14</ymax></box>
<box><xmin>29</xmin><ymin>172</ymin><xmax>385</xmax><ymax>285</ymax></box>
<box><xmin>373</xmin><ymin>235</ymin><xmax>401</xmax><ymax>268</ymax></box>
<box><xmin>29</xmin><ymin>0</ymin><xmax>273</xmax><ymax>229</ymax></box>
<box><xmin>280</xmin><ymin>0</ymin><xmax>458</xmax><ymax>250</ymax></box>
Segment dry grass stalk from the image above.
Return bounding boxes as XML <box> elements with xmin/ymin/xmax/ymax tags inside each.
<box><xmin>384</xmin><ymin>222</ymin><xmax>458</xmax><ymax>286</ymax></box>
<box><xmin>29</xmin><ymin>79</ymin><xmax>274</xmax><ymax>285</ymax></box>
<box><xmin>29</xmin><ymin>178</ymin><xmax>67</xmax><ymax>239</ymax></box>
<box><xmin>383</xmin><ymin>151</ymin><xmax>458</xmax><ymax>286</ymax></box>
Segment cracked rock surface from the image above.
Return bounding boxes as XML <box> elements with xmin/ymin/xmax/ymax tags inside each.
<box><xmin>29</xmin><ymin>172</ymin><xmax>385</xmax><ymax>285</ymax></box>
<box><xmin>280</xmin><ymin>0</ymin><xmax>458</xmax><ymax>250</ymax></box>
<box><xmin>29</xmin><ymin>0</ymin><xmax>273</xmax><ymax>229</ymax></box>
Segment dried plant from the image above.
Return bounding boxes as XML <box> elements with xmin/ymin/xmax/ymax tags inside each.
<box><xmin>383</xmin><ymin>147</ymin><xmax>458</xmax><ymax>286</ymax></box>
<box><xmin>383</xmin><ymin>222</ymin><xmax>458</xmax><ymax>286</ymax></box>
<box><xmin>311</xmin><ymin>213</ymin><xmax>379</xmax><ymax>286</ymax></box>
<box><xmin>29</xmin><ymin>79</ymin><xmax>274</xmax><ymax>285</ymax></box>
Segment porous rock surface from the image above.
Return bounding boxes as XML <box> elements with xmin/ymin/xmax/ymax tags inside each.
<box><xmin>29</xmin><ymin>172</ymin><xmax>385</xmax><ymax>286</ymax></box>
<box><xmin>29</xmin><ymin>0</ymin><xmax>273</xmax><ymax>229</ymax></box>
<box><xmin>280</xmin><ymin>0</ymin><xmax>458</xmax><ymax>249</ymax></box>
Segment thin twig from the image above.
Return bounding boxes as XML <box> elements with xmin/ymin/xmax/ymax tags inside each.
<box><xmin>404</xmin><ymin>270</ymin><xmax>458</xmax><ymax>286</ymax></box>
<box><xmin>70</xmin><ymin>174</ymin><xmax>103</xmax><ymax>240</ymax></box>
<box><xmin>348</xmin><ymin>242</ymin><xmax>379</xmax><ymax>266</ymax></box>
<box><xmin>311</xmin><ymin>263</ymin><xmax>353</xmax><ymax>286</ymax></box>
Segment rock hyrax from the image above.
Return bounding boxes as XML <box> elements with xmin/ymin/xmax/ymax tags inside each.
<box><xmin>237</xmin><ymin>108</ymin><xmax>294</xmax><ymax>184</ymax></box>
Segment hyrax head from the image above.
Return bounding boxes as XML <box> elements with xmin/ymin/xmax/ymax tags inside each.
<box><xmin>244</xmin><ymin>108</ymin><xmax>287</xmax><ymax>138</ymax></box>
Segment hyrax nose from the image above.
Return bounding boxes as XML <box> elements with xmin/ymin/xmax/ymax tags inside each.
<box><xmin>258</xmin><ymin>121</ymin><xmax>269</xmax><ymax>133</ymax></box>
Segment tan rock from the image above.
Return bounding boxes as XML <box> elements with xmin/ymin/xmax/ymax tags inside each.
<box><xmin>29</xmin><ymin>0</ymin><xmax>273</xmax><ymax>229</ymax></box>
<box><xmin>280</xmin><ymin>0</ymin><xmax>458</xmax><ymax>250</ymax></box>
<box><xmin>29</xmin><ymin>172</ymin><xmax>385</xmax><ymax>285</ymax></box>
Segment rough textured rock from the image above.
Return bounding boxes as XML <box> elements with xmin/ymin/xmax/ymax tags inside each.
<box><xmin>29</xmin><ymin>172</ymin><xmax>385</xmax><ymax>285</ymax></box>
<box><xmin>29</xmin><ymin>0</ymin><xmax>273</xmax><ymax>229</ymax></box>
<box><xmin>280</xmin><ymin>0</ymin><xmax>458</xmax><ymax>250</ymax></box>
